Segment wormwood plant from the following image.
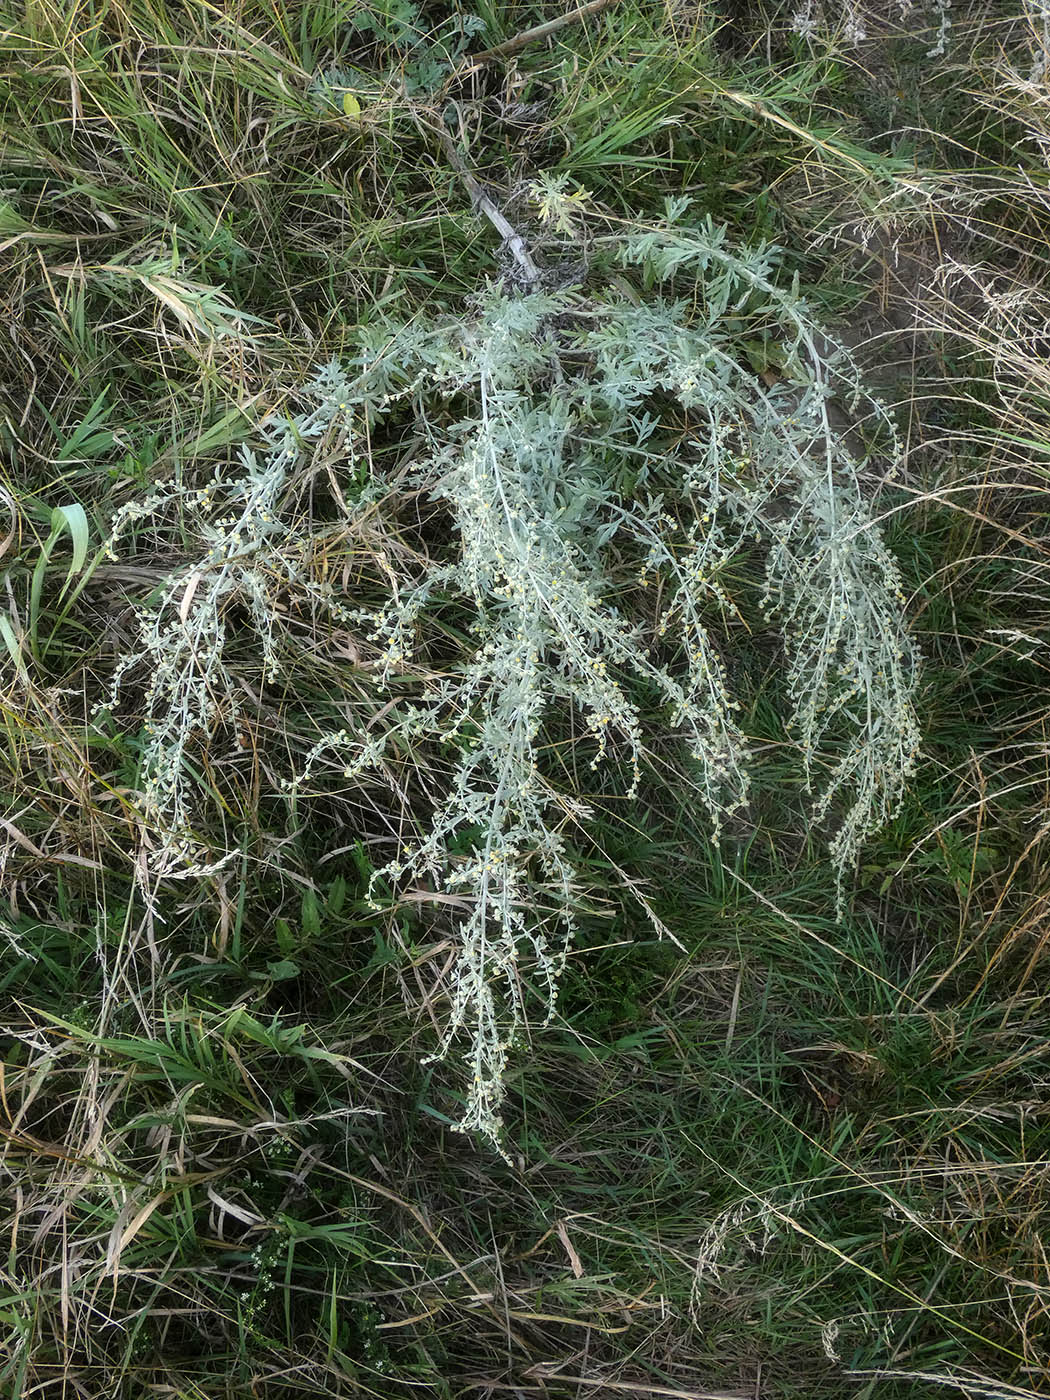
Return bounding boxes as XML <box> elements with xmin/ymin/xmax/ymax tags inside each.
<box><xmin>104</xmin><ymin>209</ymin><xmax>919</xmax><ymax>1145</ymax></box>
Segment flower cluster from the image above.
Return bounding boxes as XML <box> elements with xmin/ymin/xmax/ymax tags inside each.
<box><xmin>99</xmin><ymin>369</ymin><xmax>356</xmax><ymax>876</ymax></box>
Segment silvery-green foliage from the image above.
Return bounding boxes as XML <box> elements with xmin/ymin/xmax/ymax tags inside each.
<box><xmin>602</xmin><ymin>218</ymin><xmax>921</xmax><ymax>909</ymax></box>
<box><xmin>290</xmin><ymin>214</ymin><xmax>918</xmax><ymax>1143</ymax></box>
<box><xmin>99</xmin><ymin>373</ymin><xmax>356</xmax><ymax>876</ymax></box>
<box><xmin>791</xmin><ymin>0</ymin><xmax>951</xmax><ymax>54</ymax></box>
<box><xmin>107</xmin><ymin>212</ymin><xmax>919</xmax><ymax>1144</ymax></box>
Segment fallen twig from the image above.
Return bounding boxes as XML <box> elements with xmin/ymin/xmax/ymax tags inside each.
<box><xmin>455</xmin><ymin>0</ymin><xmax>624</xmax><ymax>76</ymax></box>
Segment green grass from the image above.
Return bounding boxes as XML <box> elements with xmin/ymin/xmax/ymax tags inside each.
<box><xmin>1</xmin><ymin>1</ymin><xmax>1049</xmax><ymax>1397</ymax></box>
